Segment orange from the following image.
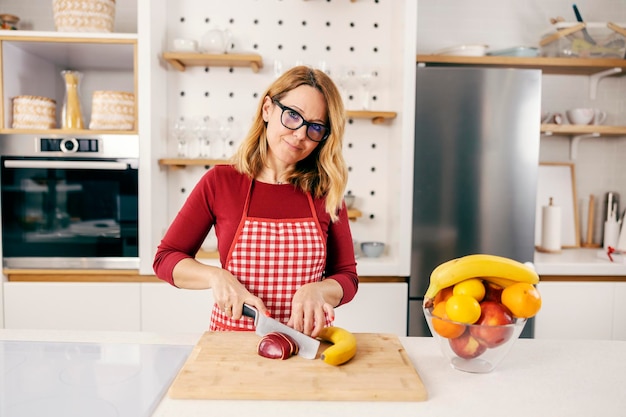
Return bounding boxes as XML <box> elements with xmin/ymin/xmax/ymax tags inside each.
<box><xmin>431</xmin><ymin>301</ymin><xmax>466</xmax><ymax>339</ymax></box>
<box><xmin>501</xmin><ymin>282</ymin><xmax>542</xmax><ymax>318</ymax></box>
<box><xmin>453</xmin><ymin>278</ymin><xmax>486</xmax><ymax>302</ymax></box>
<box><xmin>445</xmin><ymin>294</ymin><xmax>481</xmax><ymax>324</ymax></box>
<box><xmin>434</xmin><ymin>286</ymin><xmax>454</xmax><ymax>306</ymax></box>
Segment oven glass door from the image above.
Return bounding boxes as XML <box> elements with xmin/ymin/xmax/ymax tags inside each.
<box><xmin>1</xmin><ymin>157</ymin><xmax>138</xmax><ymax>267</ymax></box>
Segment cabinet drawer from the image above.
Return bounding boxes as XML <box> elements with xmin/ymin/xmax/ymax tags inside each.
<box><xmin>3</xmin><ymin>282</ymin><xmax>141</xmax><ymax>331</ymax></box>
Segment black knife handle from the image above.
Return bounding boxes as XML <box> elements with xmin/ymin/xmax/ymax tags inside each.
<box><xmin>572</xmin><ymin>4</ymin><xmax>596</xmax><ymax>44</ymax></box>
<box><xmin>242</xmin><ymin>303</ymin><xmax>257</xmax><ymax>319</ymax></box>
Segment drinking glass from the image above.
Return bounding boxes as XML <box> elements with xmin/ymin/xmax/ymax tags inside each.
<box><xmin>336</xmin><ymin>66</ymin><xmax>357</xmax><ymax>108</ymax></box>
<box><xmin>172</xmin><ymin>118</ymin><xmax>188</xmax><ymax>157</ymax></box>
<box><xmin>358</xmin><ymin>67</ymin><xmax>380</xmax><ymax>110</ymax></box>
<box><xmin>273</xmin><ymin>59</ymin><xmax>284</xmax><ymax>79</ymax></box>
<box><xmin>191</xmin><ymin>115</ymin><xmax>211</xmax><ymax>158</ymax></box>
<box><xmin>218</xmin><ymin>117</ymin><xmax>233</xmax><ymax>158</ymax></box>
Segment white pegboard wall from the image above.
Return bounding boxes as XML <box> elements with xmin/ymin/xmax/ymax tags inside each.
<box><xmin>163</xmin><ymin>0</ymin><xmax>404</xmax><ymax>251</ymax></box>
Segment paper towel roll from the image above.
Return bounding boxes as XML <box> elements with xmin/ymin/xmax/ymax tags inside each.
<box><xmin>541</xmin><ymin>201</ymin><xmax>561</xmax><ymax>252</ymax></box>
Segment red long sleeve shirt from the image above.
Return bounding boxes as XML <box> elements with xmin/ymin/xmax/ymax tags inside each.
<box><xmin>153</xmin><ymin>165</ymin><xmax>359</xmax><ymax>306</ymax></box>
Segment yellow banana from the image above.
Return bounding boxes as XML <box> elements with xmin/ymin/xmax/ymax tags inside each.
<box><xmin>424</xmin><ymin>254</ymin><xmax>539</xmax><ymax>307</ymax></box>
<box><xmin>482</xmin><ymin>275</ymin><xmax>524</xmax><ymax>289</ymax></box>
<box><xmin>317</xmin><ymin>326</ymin><xmax>357</xmax><ymax>366</ymax></box>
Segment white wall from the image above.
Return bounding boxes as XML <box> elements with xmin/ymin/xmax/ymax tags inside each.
<box><xmin>417</xmin><ymin>0</ymin><xmax>626</xmax><ymax>246</ymax></box>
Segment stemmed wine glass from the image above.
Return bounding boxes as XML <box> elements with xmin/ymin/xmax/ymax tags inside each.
<box><xmin>172</xmin><ymin>117</ymin><xmax>188</xmax><ymax>157</ymax></box>
<box><xmin>218</xmin><ymin>117</ymin><xmax>233</xmax><ymax>158</ymax></box>
<box><xmin>191</xmin><ymin>115</ymin><xmax>211</xmax><ymax>158</ymax></box>
<box><xmin>357</xmin><ymin>67</ymin><xmax>380</xmax><ymax>110</ymax></box>
<box><xmin>336</xmin><ymin>66</ymin><xmax>357</xmax><ymax>108</ymax></box>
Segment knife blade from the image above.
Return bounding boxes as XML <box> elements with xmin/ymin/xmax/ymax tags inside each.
<box><xmin>242</xmin><ymin>304</ymin><xmax>320</xmax><ymax>359</ymax></box>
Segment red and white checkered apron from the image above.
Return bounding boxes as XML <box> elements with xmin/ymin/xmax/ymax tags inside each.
<box><xmin>210</xmin><ymin>182</ymin><xmax>327</xmax><ymax>331</ymax></box>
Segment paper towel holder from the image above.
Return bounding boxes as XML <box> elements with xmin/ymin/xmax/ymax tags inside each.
<box><xmin>536</xmin><ymin>196</ymin><xmax>563</xmax><ymax>254</ymax></box>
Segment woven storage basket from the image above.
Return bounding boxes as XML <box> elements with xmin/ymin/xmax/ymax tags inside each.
<box><xmin>53</xmin><ymin>0</ymin><xmax>116</xmax><ymax>32</ymax></box>
<box><xmin>12</xmin><ymin>95</ymin><xmax>57</xmax><ymax>129</ymax></box>
<box><xmin>89</xmin><ymin>90</ymin><xmax>135</xmax><ymax>130</ymax></box>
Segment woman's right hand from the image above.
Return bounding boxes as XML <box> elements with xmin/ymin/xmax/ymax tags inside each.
<box><xmin>209</xmin><ymin>268</ymin><xmax>268</xmax><ymax>320</ymax></box>
<box><xmin>172</xmin><ymin>258</ymin><xmax>268</xmax><ymax>320</ymax></box>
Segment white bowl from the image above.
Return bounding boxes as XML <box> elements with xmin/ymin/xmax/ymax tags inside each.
<box><xmin>434</xmin><ymin>44</ymin><xmax>488</xmax><ymax>57</ymax></box>
<box><xmin>361</xmin><ymin>241</ymin><xmax>385</xmax><ymax>258</ymax></box>
<box><xmin>172</xmin><ymin>38</ymin><xmax>198</xmax><ymax>52</ymax></box>
<box><xmin>566</xmin><ymin>108</ymin><xmax>594</xmax><ymax>125</ymax></box>
<box><xmin>344</xmin><ymin>194</ymin><xmax>355</xmax><ymax>209</ymax></box>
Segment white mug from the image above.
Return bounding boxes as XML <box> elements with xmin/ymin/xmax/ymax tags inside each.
<box><xmin>593</xmin><ymin>109</ymin><xmax>607</xmax><ymax>125</ymax></box>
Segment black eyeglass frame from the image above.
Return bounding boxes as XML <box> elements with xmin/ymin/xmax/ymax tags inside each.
<box><xmin>272</xmin><ymin>99</ymin><xmax>330</xmax><ymax>142</ymax></box>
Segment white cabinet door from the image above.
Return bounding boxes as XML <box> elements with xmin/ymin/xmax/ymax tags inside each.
<box><xmin>0</xmin><ymin>281</ymin><xmax>4</xmax><ymax>328</ymax></box>
<box><xmin>534</xmin><ymin>282</ymin><xmax>614</xmax><ymax>340</ymax></box>
<box><xmin>140</xmin><ymin>283</ymin><xmax>213</xmax><ymax>333</ymax></box>
<box><xmin>333</xmin><ymin>282</ymin><xmax>408</xmax><ymax>336</ymax></box>
<box><xmin>3</xmin><ymin>282</ymin><xmax>141</xmax><ymax>331</ymax></box>
<box><xmin>613</xmin><ymin>282</ymin><xmax>626</xmax><ymax>341</ymax></box>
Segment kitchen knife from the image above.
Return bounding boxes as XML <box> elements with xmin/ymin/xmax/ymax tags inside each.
<box><xmin>242</xmin><ymin>304</ymin><xmax>320</xmax><ymax>359</ymax></box>
<box><xmin>572</xmin><ymin>4</ymin><xmax>596</xmax><ymax>45</ymax></box>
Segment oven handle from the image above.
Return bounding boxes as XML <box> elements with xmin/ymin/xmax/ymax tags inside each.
<box><xmin>3</xmin><ymin>160</ymin><xmax>131</xmax><ymax>170</ymax></box>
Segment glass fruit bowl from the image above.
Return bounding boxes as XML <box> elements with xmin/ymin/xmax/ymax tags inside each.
<box><xmin>423</xmin><ymin>305</ymin><xmax>527</xmax><ymax>373</ymax></box>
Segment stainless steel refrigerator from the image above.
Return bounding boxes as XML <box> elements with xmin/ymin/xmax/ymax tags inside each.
<box><xmin>409</xmin><ymin>66</ymin><xmax>541</xmax><ymax>337</ymax></box>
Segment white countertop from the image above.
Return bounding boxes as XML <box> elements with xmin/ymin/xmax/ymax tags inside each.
<box><xmin>1</xmin><ymin>329</ymin><xmax>625</xmax><ymax>417</ymax></box>
<box><xmin>534</xmin><ymin>247</ymin><xmax>626</xmax><ymax>276</ymax></box>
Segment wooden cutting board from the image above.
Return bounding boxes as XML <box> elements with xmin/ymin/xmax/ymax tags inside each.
<box><xmin>168</xmin><ymin>332</ymin><xmax>427</xmax><ymax>402</ymax></box>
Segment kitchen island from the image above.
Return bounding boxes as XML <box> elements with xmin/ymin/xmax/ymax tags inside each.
<box><xmin>1</xmin><ymin>329</ymin><xmax>624</xmax><ymax>417</ymax></box>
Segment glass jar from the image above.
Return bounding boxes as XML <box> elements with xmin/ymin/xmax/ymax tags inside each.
<box><xmin>61</xmin><ymin>70</ymin><xmax>85</xmax><ymax>129</ymax></box>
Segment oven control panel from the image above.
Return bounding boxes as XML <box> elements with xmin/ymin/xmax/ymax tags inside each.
<box><xmin>39</xmin><ymin>138</ymin><xmax>99</xmax><ymax>153</ymax></box>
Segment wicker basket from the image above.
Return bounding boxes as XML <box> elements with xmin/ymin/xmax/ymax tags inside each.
<box><xmin>12</xmin><ymin>95</ymin><xmax>57</xmax><ymax>129</ymax></box>
<box><xmin>89</xmin><ymin>90</ymin><xmax>134</xmax><ymax>130</ymax></box>
<box><xmin>52</xmin><ymin>0</ymin><xmax>116</xmax><ymax>33</ymax></box>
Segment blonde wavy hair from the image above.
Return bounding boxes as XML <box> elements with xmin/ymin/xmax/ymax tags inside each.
<box><xmin>232</xmin><ymin>66</ymin><xmax>348</xmax><ymax>222</ymax></box>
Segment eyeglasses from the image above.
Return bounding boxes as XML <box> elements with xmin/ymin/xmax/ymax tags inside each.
<box><xmin>272</xmin><ymin>99</ymin><xmax>330</xmax><ymax>142</ymax></box>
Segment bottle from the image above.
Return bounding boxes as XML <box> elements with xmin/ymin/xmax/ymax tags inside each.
<box><xmin>61</xmin><ymin>70</ymin><xmax>85</xmax><ymax>129</ymax></box>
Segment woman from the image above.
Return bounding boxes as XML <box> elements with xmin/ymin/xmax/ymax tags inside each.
<box><xmin>153</xmin><ymin>66</ymin><xmax>358</xmax><ymax>338</ymax></box>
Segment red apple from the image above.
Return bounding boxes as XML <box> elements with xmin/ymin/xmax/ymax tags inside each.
<box><xmin>483</xmin><ymin>282</ymin><xmax>504</xmax><ymax>303</ymax></box>
<box><xmin>449</xmin><ymin>330</ymin><xmax>487</xmax><ymax>359</ymax></box>
<box><xmin>469</xmin><ymin>301</ymin><xmax>515</xmax><ymax>348</ymax></box>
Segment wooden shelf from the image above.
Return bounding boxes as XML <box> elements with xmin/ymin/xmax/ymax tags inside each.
<box><xmin>0</xmin><ymin>32</ymin><xmax>136</xmax><ymax>71</ymax></box>
<box><xmin>541</xmin><ymin>124</ymin><xmax>626</xmax><ymax>136</ymax></box>
<box><xmin>348</xmin><ymin>208</ymin><xmax>362</xmax><ymax>221</ymax></box>
<box><xmin>158</xmin><ymin>158</ymin><xmax>230</xmax><ymax>168</ymax></box>
<box><xmin>416</xmin><ymin>55</ymin><xmax>626</xmax><ymax>75</ymax></box>
<box><xmin>0</xmin><ymin>128</ymin><xmax>138</xmax><ymax>135</ymax></box>
<box><xmin>162</xmin><ymin>52</ymin><xmax>263</xmax><ymax>72</ymax></box>
<box><xmin>346</xmin><ymin>110</ymin><xmax>397</xmax><ymax>124</ymax></box>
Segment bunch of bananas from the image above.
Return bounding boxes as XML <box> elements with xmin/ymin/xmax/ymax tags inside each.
<box><xmin>423</xmin><ymin>254</ymin><xmax>540</xmax><ymax>308</ymax></box>
<box><xmin>317</xmin><ymin>326</ymin><xmax>357</xmax><ymax>366</ymax></box>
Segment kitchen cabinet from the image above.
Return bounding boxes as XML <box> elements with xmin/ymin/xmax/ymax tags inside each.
<box><xmin>140</xmin><ymin>281</ymin><xmax>407</xmax><ymax>336</ymax></box>
<box><xmin>333</xmin><ymin>282</ymin><xmax>408</xmax><ymax>336</ymax></box>
<box><xmin>1</xmin><ymin>280</ymin><xmax>407</xmax><ymax>335</ymax></box>
<box><xmin>0</xmin><ymin>281</ymin><xmax>3</xmax><ymax>327</ymax></box>
<box><xmin>3</xmin><ymin>282</ymin><xmax>142</xmax><ymax>331</ymax></box>
<box><xmin>141</xmin><ymin>282</ymin><xmax>214</xmax><ymax>333</ymax></box>
<box><xmin>0</xmin><ymin>31</ymin><xmax>137</xmax><ymax>134</ymax></box>
<box><xmin>534</xmin><ymin>281</ymin><xmax>626</xmax><ymax>340</ymax></box>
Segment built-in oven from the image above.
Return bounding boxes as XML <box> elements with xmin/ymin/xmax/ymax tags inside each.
<box><xmin>0</xmin><ymin>134</ymin><xmax>139</xmax><ymax>269</ymax></box>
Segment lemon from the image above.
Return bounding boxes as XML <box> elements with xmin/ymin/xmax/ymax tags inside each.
<box><xmin>453</xmin><ymin>278</ymin><xmax>486</xmax><ymax>302</ymax></box>
<box><xmin>445</xmin><ymin>294</ymin><xmax>481</xmax><ymax>324</ymax></box>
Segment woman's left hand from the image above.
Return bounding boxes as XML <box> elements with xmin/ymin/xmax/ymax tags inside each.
<box><xmin>288</xmin><ymin>280</ymin><xmax>341</xmax><ymax>337</ymax></box>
